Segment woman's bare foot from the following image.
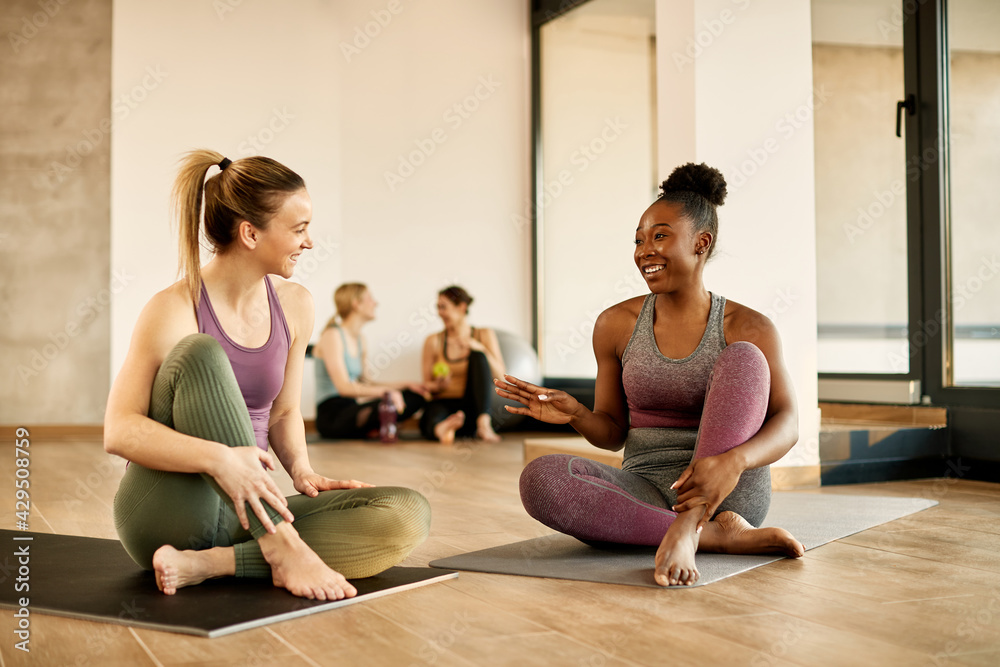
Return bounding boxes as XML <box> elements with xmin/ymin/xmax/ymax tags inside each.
<box><xmin>654</xmin><ymin>509</ymin><xmax>702</xmax><ymax>587</ymax></box>
<box><xmin>258</xmin><ymin>522</ymin><xmax>357</xmax><ymax>600</ymax></box>
<box><xmin>475</xmin><ymin>413</ymin><xmax>501</xmax><ymax>442</ymax></box>
<box><xmin>699</xmin><ymin>511</ymin><xmax>805</xmax><ymax>558</ymax></box>
<box><xmin>152</xmin><ymin>545</ymin><xmax>235</xmax><ymax>595</ymax></box>
<box><xmin>434</xmin><ymin>411</ymin><xmax>465</xmax><ymax>445</ymax></box>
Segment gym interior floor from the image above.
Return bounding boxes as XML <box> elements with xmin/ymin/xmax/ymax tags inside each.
<box><xmin>1</xmin><ymin>432</ymin><xmax>998</xmax><ymax>666</ymax></box>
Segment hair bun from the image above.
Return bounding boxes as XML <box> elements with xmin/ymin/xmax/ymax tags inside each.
<box><xmin>659</xmin><ymin>162</ymin><xmax>727</xmax><ymax>207</ymax></box>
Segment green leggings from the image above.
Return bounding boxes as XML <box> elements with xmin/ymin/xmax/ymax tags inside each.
<box><xmin>112</xmin><ymin>334</ymin><xmax>431</xmax><ymax>579</ymax></box>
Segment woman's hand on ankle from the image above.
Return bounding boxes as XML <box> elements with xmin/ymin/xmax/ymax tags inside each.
<box><xmin>670</xmin><ymin>451</ymin><xmax>744</xmax><ymax>529</ymax></box>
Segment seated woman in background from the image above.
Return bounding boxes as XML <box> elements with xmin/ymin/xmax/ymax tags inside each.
<box><xmin>314</xmin><ymin>283</ymin><xmax>428</xmax><ymax>439</ymax></box>
<box><xmin>420</xmin><ymin>286</ymin><xmax>505</xmax><ymax>444</ymax></box>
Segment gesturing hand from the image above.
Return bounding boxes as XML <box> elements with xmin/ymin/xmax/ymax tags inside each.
<box><xmin>212</xmin><ymin>446</ymin><xmax>295</xmax><ymax>533</ymax></box>
<box><xmin>493</xmin><ymin>375</ymin><xmax>580</xmax><ymax>425</ymax></box>
<box><xmin>670</xmin><ymin>452</ymin><xmax>744</xmax><ymax>529</ymax></box>
<box><xmin>293</xmin><ymin>470</ymin><xmax>375</xmax><ymax>498</ymax></box>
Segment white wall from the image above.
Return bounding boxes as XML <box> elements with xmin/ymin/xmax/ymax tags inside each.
<box><xmin>111</xmin><ymin>0</ymin><xmax>343</xmax><ymax>383</ymax></box>
<box><xmin>111</xmin><ymin>1</ymin><xmax>531</xmax><ymax>415</ymax></box>
<box><xmin>335</xmin><ymin>0</ymin><xmax>531</xmax><ymax>386</ymax></box>
<box><xmin>657</xmin><ymin>0</ymin><xmax>820</xmax><ymax>468</ymax></box>
<box><xmin>539</xmin><ymin>9</ymin><xmax>656</xmax><ymax>377</ymax></box>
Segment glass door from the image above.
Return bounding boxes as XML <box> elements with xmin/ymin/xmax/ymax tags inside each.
<box><xmin>813</xmin><ymin>0</ymin><xmax>921</xmax><ymax>403</ymax></box>
<box><xmin>942</xmin><ymin>0</ymin><xmax>1000</xmax><ymax>389</ymax></box>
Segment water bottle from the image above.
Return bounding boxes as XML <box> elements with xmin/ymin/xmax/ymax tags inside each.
<box><xmin>379</xmin><ymin>392</ymin><xmax>398</xmax><ymax>443</ymax></box>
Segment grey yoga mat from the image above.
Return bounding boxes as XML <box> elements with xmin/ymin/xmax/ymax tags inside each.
<box><xmin>0</xmin><ymin>530</ymin><xmax>457</xmax><ymax>637</ymax></box>
<box><xmin>429</xmin><ymin>493</ymin><xmax>938</xmax><ymax>588</ymax></box>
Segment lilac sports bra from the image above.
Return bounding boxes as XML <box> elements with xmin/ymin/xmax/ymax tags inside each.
<box><xmin>196</xmin><ymin>276</ymin><xmax>291</xmax><ymax>451</ymax></box>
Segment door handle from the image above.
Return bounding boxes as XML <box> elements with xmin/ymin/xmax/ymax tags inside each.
<box><xmin>896</xmin><ymin>94</ymin><xmax>915</xmax><ymax>138</ymax></box>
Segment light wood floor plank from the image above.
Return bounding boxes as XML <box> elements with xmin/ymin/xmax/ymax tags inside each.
<box><xmin>2</xmin><ymin>435</ymin><xmax>999</xmax><ymax>665</ymax></box>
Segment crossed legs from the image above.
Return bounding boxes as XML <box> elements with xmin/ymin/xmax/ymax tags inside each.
<box><xmin>519</xmin><ymin>342</ymin><xmax>803</xmax><ymax>586</ymax></box>
<box><xmin>113</xmin><ymin>334</ymin><xmax>431</xmax><ymax>598</ymax></box>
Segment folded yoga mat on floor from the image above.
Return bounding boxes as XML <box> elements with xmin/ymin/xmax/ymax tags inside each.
<box><xmin>429</xmin><ymin>493</ymin><xmax>937</xmax><ymax>589</ymax></box>
<box><xmin>0</xmin><ymin>530</ymin><xmax>456</xmax><ymax>637</ymax></box>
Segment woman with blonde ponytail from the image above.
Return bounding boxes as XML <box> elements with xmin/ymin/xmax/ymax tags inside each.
<box><xmin>313</xmin><ymin>283</ymin><xmax>429</xmax><ymax>440</ymax></box>
<box><xmin>104</xmin><ymin>150</ymin><xmax>430</xmax><ymax>600</ymax></box>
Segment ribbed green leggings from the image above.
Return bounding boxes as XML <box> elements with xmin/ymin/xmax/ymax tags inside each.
<box><xmin>112</xmin><ymin>334</ymin><xmax>431</xmax><ymax>579</ymax></box>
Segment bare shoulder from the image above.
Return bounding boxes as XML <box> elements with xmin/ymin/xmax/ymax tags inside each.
<box><xmin>424</xmin><ymin>330</ymin><xmax>444</xmax><ymax>347</ymax></box>
<box><xmin>595</xmin><ymin>295</ymin><xmax>647</xmax><ymax>355</ymax></box>
<box><xmin>270</xmin><ymin>276</ymin><xmax>314</xmax><ymax>340</ymax></box>
<box><xmin>595</xmin><ymin>295</ymin><xmax>645</xmax><ymax>332</ymax></box>
<box><xmin>143</xmin><ymin>281</ymin><xmax>197</xmax><ymax>332</ymax></box>
<box><xmin>130</xmin><ymin>281</ymin><xmax>198</xmax><ymax>364</ymax></box>
<box><xmin>722</xmin><ymin>298</ymin><xmax>781</xmax><ymax>348</ymax></box>
<box><xmin>271</xmin><ymin>276</ymin><xmax>313</xmax><ymax>310</ymax></box>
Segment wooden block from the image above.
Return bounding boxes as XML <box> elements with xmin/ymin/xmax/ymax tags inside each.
<box><xmin>523</xmin><ymin>437</ymin><xmax>623</xmax><ymax>468</ymax></box>
<box><xmin>819</xmin><ymin>402</ymin><xmax>947</xmax><ymax>428</ymax></box>
<box><xmin>771</xmin><ymin>465</ymin><xmax>821</xmax><ymax>490</ymax></box>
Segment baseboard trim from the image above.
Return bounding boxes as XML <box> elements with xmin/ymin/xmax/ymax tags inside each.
<box><xmin>0</xmin><ymin>425</ymin><xmax>104</xmax><ymax>441</ymax></box>
<box><xmin>821</xmin><ymin>457</ymin><xmax>951</xmax><ymax>485</ymax></box>
<box><xmin>822</xmin><ymin>457</ymin><xmax>1000</xmax><ymax>485</ymax></box>
<box><xmin>942</xmin><ymin>457</ymin><xmax>1000</xmax><ymax>484</ymax></box>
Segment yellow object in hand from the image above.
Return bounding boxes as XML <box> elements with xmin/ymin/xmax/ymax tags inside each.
<box><xmin>432</xmin><ymin>361</ymin><xmax>450</xmax><ymax>379</ymax></box>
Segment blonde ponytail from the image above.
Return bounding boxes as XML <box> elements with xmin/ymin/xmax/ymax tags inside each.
<box><xmin>170</xmin><ymin>149</ymin><xmax>306</xmax><ymax>305</ymax></box>
<box><xmin>172</xmin><ymin>150</ymin><xmax>225</xmax><ymax>305</ymax></box>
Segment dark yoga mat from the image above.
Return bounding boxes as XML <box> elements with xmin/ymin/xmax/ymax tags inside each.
<box><xmin>0</xmin><ymin>530</ymin><xmax>456</xmax><ymax>637</ymax></box>
<box><xmin>429</xmin><ymin>493</ymin><xmax>937</xmax><ymax>588</ymax></box>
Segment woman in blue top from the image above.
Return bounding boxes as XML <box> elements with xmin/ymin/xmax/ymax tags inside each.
<box><xmin>314</xmin><ymin>283</ymin><xmax>429</xmax><ymax>439</ymax></box>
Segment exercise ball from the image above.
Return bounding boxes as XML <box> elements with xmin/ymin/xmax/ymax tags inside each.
<box><xmin>491</xmin><ymin>329</ymin><xmax>542</xmax><ymax>431</ymax></box>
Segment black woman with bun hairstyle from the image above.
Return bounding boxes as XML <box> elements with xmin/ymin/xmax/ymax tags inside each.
<box><xmin>497</xmin><ymin>163</ymin><xmax>804</xmax><ymax>587</ymax></box>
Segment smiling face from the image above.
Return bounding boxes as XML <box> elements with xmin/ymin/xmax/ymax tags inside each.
<box><xmin>255</xmin><ymin>188</ymin><xmax>313</xmax><ymax>278</ymax></box>
<box><xmin>436</xmin><ymin>294</ymin><xmax>467</xmax><ymax>327</ymax></box>
<box><xmin>634</xmin><ymin>200</ymin><xmax>711</xmax><ymax>293</ymax></box>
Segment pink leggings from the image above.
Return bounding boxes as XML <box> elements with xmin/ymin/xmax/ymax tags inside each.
<box><xmin>519</xmin><ymin>342</ymin><xmax>771</xmax><ymax>546</ymax></box>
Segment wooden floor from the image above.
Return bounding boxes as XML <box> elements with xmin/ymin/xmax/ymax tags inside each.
<box><xmin>2</xmin><ymin>433</ymin><xmax>999</xmax><ymax>666</ymax></box>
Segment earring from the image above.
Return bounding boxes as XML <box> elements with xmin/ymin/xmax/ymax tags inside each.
<box><xmin>697</xmin><ymin>249</ymin><xmax>705</xmax><ymax>255</ymax></box>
